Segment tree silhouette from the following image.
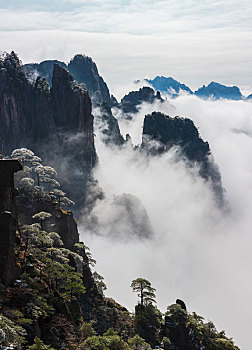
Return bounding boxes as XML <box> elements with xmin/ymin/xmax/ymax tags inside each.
<box><xmin>131</xmin><ymin>278</ymin><xmax>156</xmax><ymax>306</ymax></box>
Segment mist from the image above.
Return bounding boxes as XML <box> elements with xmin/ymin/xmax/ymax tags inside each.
<box><xmin>80</xmin><ymin>94</ymin><xmax>252</xmax><ymax>350</ymax></box>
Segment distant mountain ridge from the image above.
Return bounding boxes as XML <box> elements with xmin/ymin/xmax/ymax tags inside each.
<box><xmin>145</xmin><ymin>75</ymin><xmax>250</xmax><ymax>100</ymax></box>
<box><xmin>195</xmin><ymin>81</ymin><xmax>243</xmax><ymax>100</ymax></box>
<box><xmin>145</xmin><ymin>76</ymin><xmax>193</xmax><ymax>97</ymax></box>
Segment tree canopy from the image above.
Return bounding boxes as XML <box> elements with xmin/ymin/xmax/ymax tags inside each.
<box><xmin>131</xmin><ymin>278</ymin><xmax>156</xmax><ymax>306</ymax></box>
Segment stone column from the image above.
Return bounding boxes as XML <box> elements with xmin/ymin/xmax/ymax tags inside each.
<box><xmin>0</xmin><ymin>160</ymin><xmax>23</xmax><ymax>285</ymax></box>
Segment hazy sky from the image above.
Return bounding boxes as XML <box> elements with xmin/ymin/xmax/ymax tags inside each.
<box><xmin>1</xmin><ymin>0</ymin><xmax>252</xmax><ymax>95</ymax></box>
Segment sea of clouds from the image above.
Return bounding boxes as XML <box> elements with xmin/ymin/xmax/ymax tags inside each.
<box><xmin>81</xmin><ymin>93</ymin><xmax>252</xmax><ymax>350</ymax></box>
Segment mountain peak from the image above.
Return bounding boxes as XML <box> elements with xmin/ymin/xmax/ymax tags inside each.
<box><xmin>145</xmin><ymin>76</ymin><xmax>193</xmax><ymax>96</ymax></box>
<box><xmin>195</xmin><ymin>81</ymin><xmax>243</xmax><ymax>100</ymax></box>
<box><xmin>119</xmin><ymin>86</ymin><xmax>164</xmax><ymax>115</ymax></box>
<box><xmin>25</xmin><ymin>53</ymin><xmax>112</xmax><ymax>106</ymax></box>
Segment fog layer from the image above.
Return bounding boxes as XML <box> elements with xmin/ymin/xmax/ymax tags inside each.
<box><xmin>81</xmin><ymin>95</ymin><xmax>252</xmax><ymax>350</ymax></box>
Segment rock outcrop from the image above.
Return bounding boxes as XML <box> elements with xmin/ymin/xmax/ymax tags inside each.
<box><xmin>25</xmin><ymin>54</ymin><xmax>113</xmax><ymax>106</ymax></box>
<box><xmin>0</xmin><ymin>159</ymin><xmax>23</xmax><ymax>285</ymax></box>
<box><xmin>11</xmin><ymin>164</ymin><xmax>131</xmax><ymax>337</ymax></box>
<box><xmin>142</xmin><ymin>112</ymin><xmax>224</xmax><ymax>203</ymax></box>
<box><xmin>68</xmin><ymin>54</ymin><xmax>112</xmax><ymax>106</ymax></box>
<box><xmin>94</xmin><ymin>103</ymin><xmax>125</xmax><ymax>146</ymax></box>
<box><xmin>25</xmin><ymin>60</ymin><xmax>67</xmax><ymax>85</ymax></box>
<box><xmin>0</xmin><ymin>52</ymin><xmax>96</xmax><ymax>210</ymax></box>
<box><xmin>25</xmin><ymin>54</ymin><xmax>124</xmax><ymax>146</ymax></box>
<box><xmin>119</xmin><ymin>87</ymin><xmax>163</xmax><ymax>115</ymax></box>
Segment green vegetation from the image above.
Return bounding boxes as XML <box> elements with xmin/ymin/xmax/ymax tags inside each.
<box><xmin>93</xmin><ymin>271</ymin><xmax>107</xmax><ymax>295</ymax></box>
<box><xmin>130</xmin><ymin>278</ymin><xmax>156</xmax><ymax>306</ymax></box>
<box><xmin>20</xmin><ymin>222</ymin><xmax>86</xmax><ymax>300</ymax></box>
<box><xmin>27</xmin><ymin>337</ymin><xmax>55</xmax><ymax>350</ymax></box>
<box><xmin>0</xmin><ymin>147</ymin><xmax>240</xmax><ymax>349</ymax></box>
<box><xmin>11</xmin><ymin>148</ymin><xmax>75</xmax><ymax>209</ymax></box>
<box><xmin>163</xmin><ymin>303</ymin><xmax>240</xmax><ymax>350</ymax></box>
<box><xmin>128</xmin><ymin>335</ymin><xmax>151</xmax><ymax>350</ymax></box>
<box><xmin>0</xmin><ymin>314</ymin><xmax>26</xmax><ymax>348</ymax></box>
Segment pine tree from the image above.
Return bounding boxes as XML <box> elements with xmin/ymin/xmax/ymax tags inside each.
<box><xmin>131</xmin><ymin>278</ymin><xmax>156</xmax><ymax>306</ymax></box>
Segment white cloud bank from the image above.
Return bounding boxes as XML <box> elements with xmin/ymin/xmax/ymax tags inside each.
<box><xmin>81</xmin><ymin>95</ymin><xmax>252</xmax><ymax>350</ymax></box>
<box><xmin>0</xmin><ymin>0</ymin><xmax>252</xmax><ymax>92</ymax></box>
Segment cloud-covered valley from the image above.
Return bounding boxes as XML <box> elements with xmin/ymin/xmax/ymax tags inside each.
<box><xmin>81</xmin><ymin>94</ymin><xmax>252</xmax><ymax>350</ymax></box>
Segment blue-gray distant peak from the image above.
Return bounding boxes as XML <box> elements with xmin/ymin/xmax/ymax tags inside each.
<box><xmin>246</xmin><ymin>94</ymin><xmax>252</xmax><ymax>100</ymax></box>
<box><xmin>145</xmin><ymin>76</ymin><xmax>193</xmax><ymax>96</ymax></box>
<box><xmin>195</xmin><ymin>81</ymin><xmax>243</xmax><ymax>100</ymax></box>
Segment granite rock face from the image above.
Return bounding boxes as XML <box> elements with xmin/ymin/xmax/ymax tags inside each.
<box><xmin>142</xmin><ymin>112</ymin><xmax>210</xmax><ymax>162</ymax></box>
<box><xmin>119</xmin><ymin>87</ymin><xmax>163</xmax><ymax>115</ymax></box>
<box><xmin>25</xmin><ymin>60</ymin><xmax>67</xmax><ymax>85</ymax></box>
<box><xmin>16</xmin><ymin>176</ymin><xmax>131</xmax><ymax>337</ymax></box>
<box><xmin>25</xmin><ymin>54</ymin><xmax>112</xmax><ymax>106</ymax></box>
<box><xmin>0</xmin><ymin>52</ymin><xmax>96</xmax><ymax>209</ymax></box>
<box><xmin>0</xmin><ymin>52</ymin><xmax>54</xmax><ymax>155</ymax></box>
<box><xmin>25</xmin><ymin>54</ymin><xmax>124</xmax><ymax>146</ymax></box>
<box><xmin>0</xmin><ymin>159</ymin><xmax>23</xmax><ymax>285</ymax></box>
<box><xmin>142</xmin><ymin>112</ymin><xmax>224</xmax><ymax>203</ymax></box>
<box><xmin>94</xmin><ymin>103</ymin><xmax>125</xmax><ymax>146</ymax></box>
<box><xmin>68</xmin><ymin>54</ymin><xmax>112</xmax><ymax>106</ymax></box>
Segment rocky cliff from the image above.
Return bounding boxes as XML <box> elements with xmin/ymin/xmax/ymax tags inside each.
<box><xmin>25</xmin><ymin>60</ymin><xmax>67</xmax><ymax>85</ymax></box>
<box><xmin>0</xmin><ymin>52</ymin><xmax>54</xmax><ymax>155</ymax></box>
<box><xmin>0</xmin><ymin>159</ymin><xmax>23</xmax><ymax>286</ymax></box>
<box><xmin>25</xmin><ymin>54</ymin><xmax>124</xmax><ymax>147</ymax></box>
<box><xmin>119</xmin><ymin>87</ymin><xmax>163</xmax><ymax>115</ymax></box>
<box><xmin>142</xmin><ymin>112</ymin><xmax>224</xmax><ymax>204</ymax></box>
<box><xmin>0</xmin><ymin>52</ymin><xmax>96</xmax><ymax>209</ymax></box>
<box><xmin>25</xmin><ymin>54</ymin><xmax>112</xmax><ymax>107</ymax></box>
<box><xmin>0</xmin><ymin>157</ymin><xmax>133</xmax><ymax>348</ymax></box>
<box><xmin>17</xmin><ymin>191</ymin><xmax>129</xmax><ymax>334</ymax></box>
<box><xmin>68</xmin><ymin>54</ymin><xmax>112</xmax><ymax>106</ymax></box>
<box><xmin>94</xmin><ymin>103</ymin><xmax>125</xmax><ymax>146</ymax></box>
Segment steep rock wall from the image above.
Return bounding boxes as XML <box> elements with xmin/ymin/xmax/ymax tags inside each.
<box><xmin>0</xmin><ymin>52</ymin><xmax>97</xmax><ymax>209</ymax></box>
<box><xmin>0</xmin><ymin>159</ymin><xmax>23</xmax><ymax>285</ymax></box>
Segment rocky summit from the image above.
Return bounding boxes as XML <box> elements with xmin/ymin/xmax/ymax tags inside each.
<box><xmin>119</xmin><ymin>86</ymin><xmax>163</xmax><ymax>115</ymax></box>
<box><xmin>25</xmin><ymin>54</ymin><xmax>112</xmax><ymax>107</ymax></box>
<box><xmin>195</xmin><ymin>81</ymin><xmax>243</xmax><ymax>100</ymax></box>
<box><xmin>142</xmin><ymin>111</ymin><xmax>224</xmax><ymax>204</ymax></box>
